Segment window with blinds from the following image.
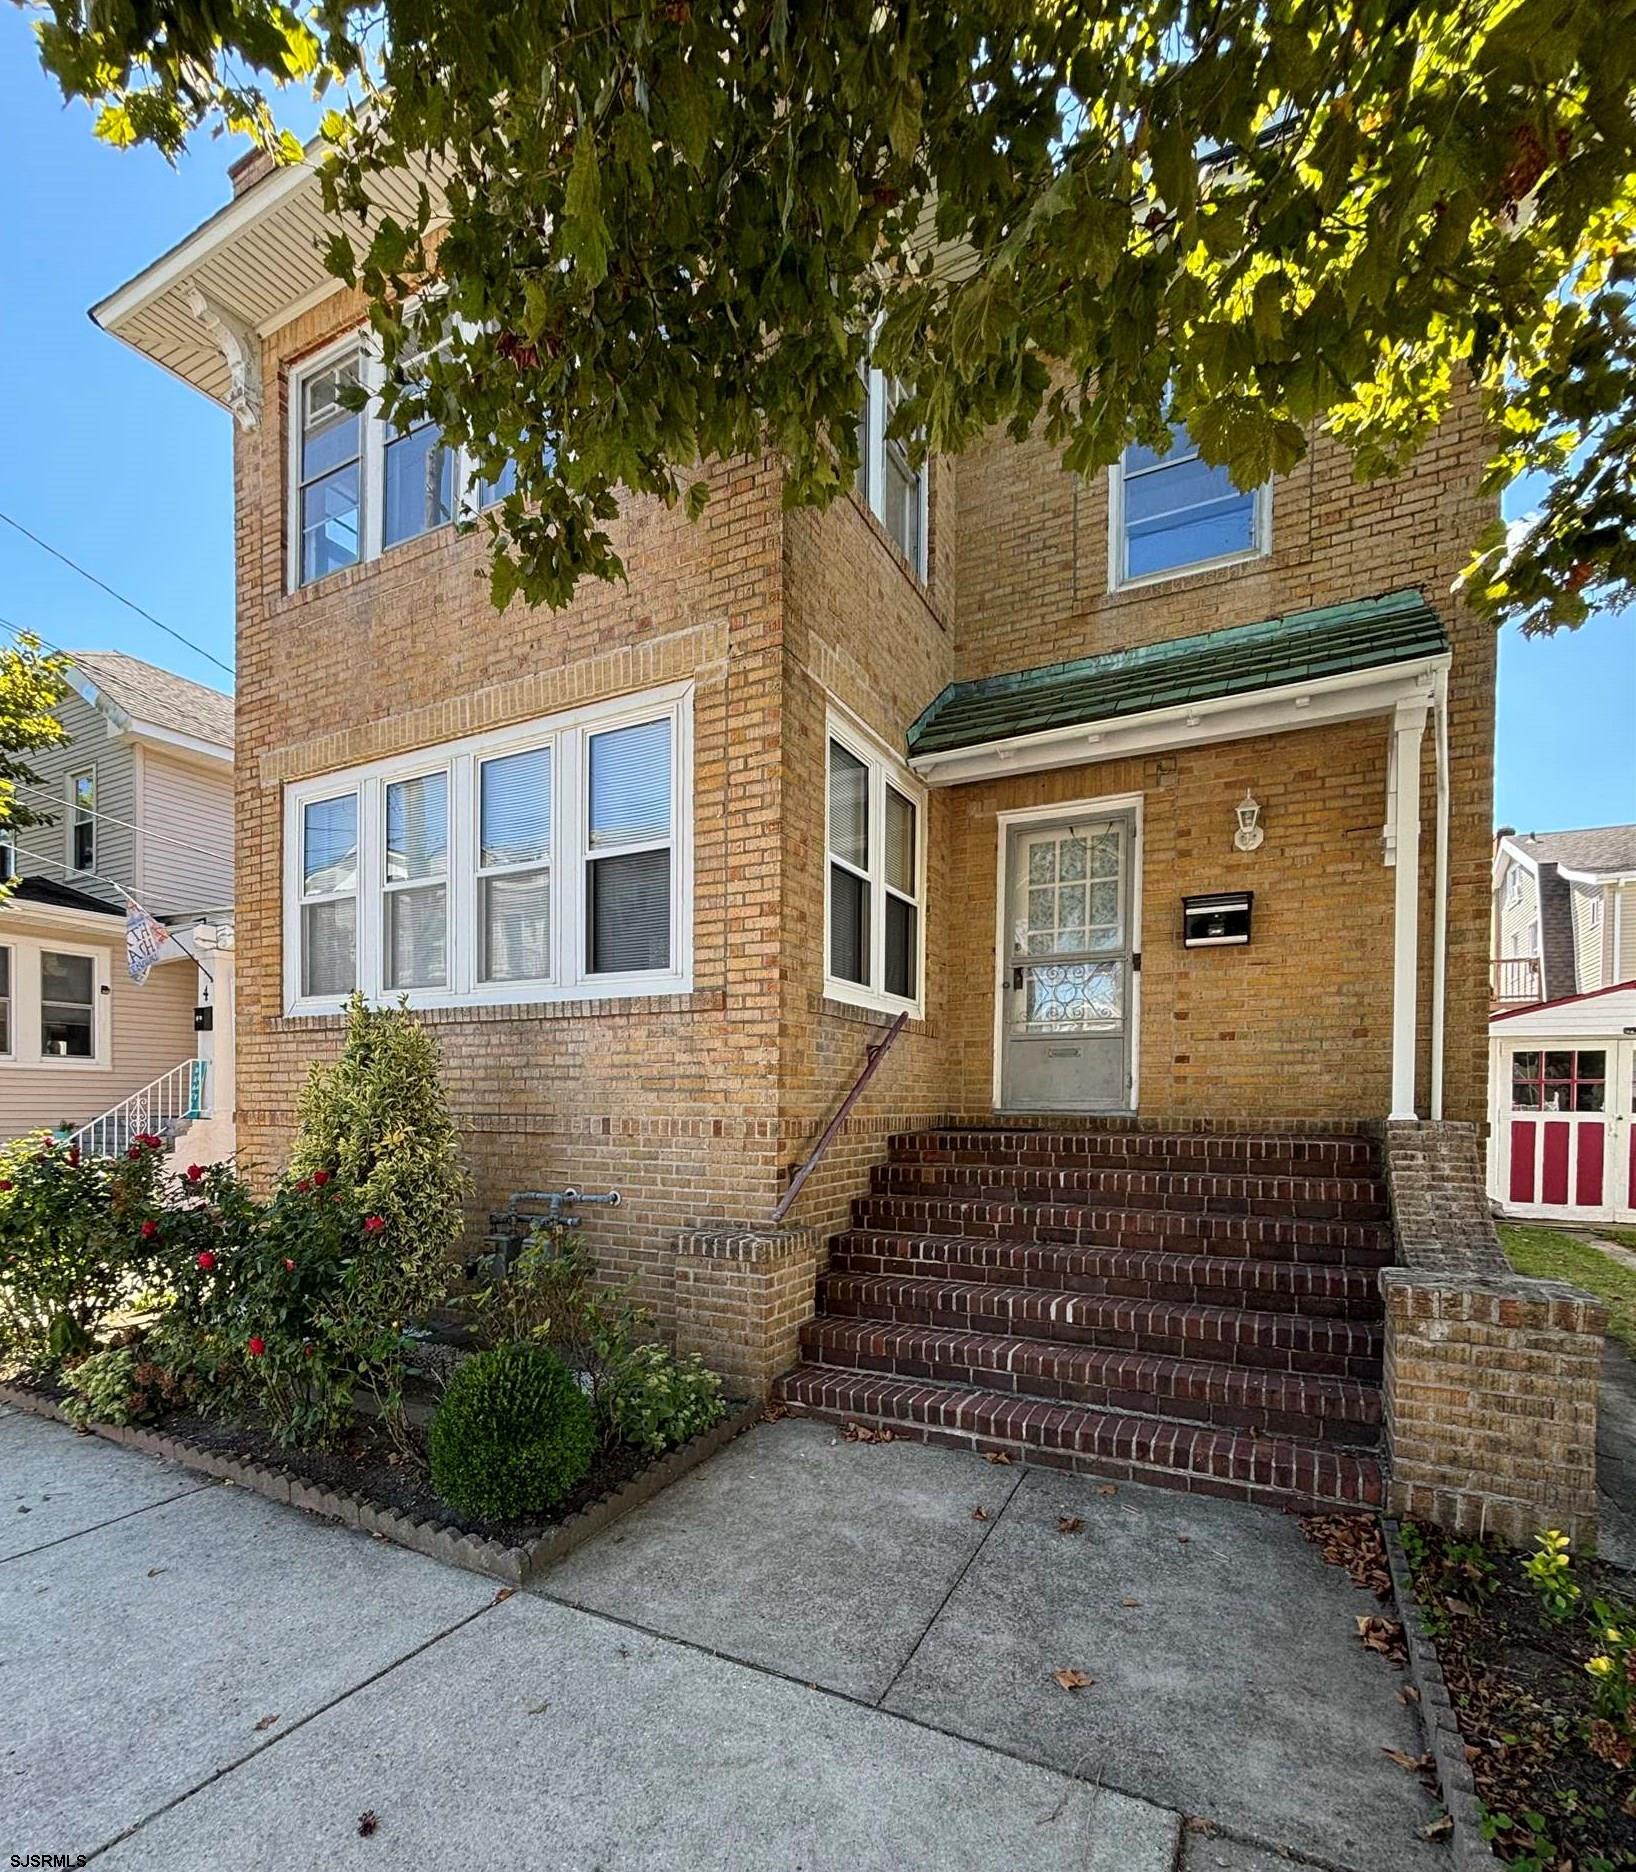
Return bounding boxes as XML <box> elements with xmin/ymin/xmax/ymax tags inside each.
<box><xmin>825</xmin><ymin>722</ymin><xmax>923</xmax><ymax>1013</ymax></box>
<box><xmin>282</xmin><ymin>688</ymin><xmax>690</xmax><ymax>1012</ymax></box>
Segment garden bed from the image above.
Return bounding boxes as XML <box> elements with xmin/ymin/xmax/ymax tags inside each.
<box><xmin>0</xmin><ymin>1374</ymin><xmax>758</xmax><ymax>1585</ymax></box>
<box><xmin>1393</xmin><ymin>1518</ymin><xmax>1636</xmax><ymax>1868</ymax></box>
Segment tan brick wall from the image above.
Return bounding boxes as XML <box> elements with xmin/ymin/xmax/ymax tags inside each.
<box><xmin>231</xmin><ymin>283</ymin><xmax>1499</xmax><ymax>1368</ymax></box>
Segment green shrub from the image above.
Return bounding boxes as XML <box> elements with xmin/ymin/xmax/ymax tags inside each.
<box><xmin>0</xmin><ymin>1132</ymin><xmax>166</xmax><ymax>1372</ymax></box>
<box><xmin>605</xmin><ymin>1341</ymin><xmax>725</xmax><ymax>1453</ymax></box>
<box><xmin>289</xmin><ymin>993</ymin><xmax>467</xmax><ymax>1333</ymax></box>
<box><xmin>429</xmin><ymin>1342</ymin><xmax>596</xmax><ymax>1521</ymax></box>
<box><xmin>61</xmin><ymin>1345</ymin><xmax>140</xmax><ymax>1428</ymax></box>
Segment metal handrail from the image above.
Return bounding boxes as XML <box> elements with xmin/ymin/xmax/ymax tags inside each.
<box><xmin>772</xmin><ymin>1011</ymin><xmax>908</xmax><ymax>1225</ymax></box>
<box><xmin>66</xmin><ymin>1058</ymin><xmax>208</xmax><ymax>1159</ymax></box>
<box><xmin>1490</xmin><ymin>955</ymin><xmax>1543</xmax><ymax>1003</ymax></box>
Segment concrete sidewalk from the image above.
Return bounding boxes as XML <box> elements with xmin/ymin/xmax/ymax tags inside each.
<box><xmin>2</xmin><ymin>1405</ymin><xmax>1440</xmax><ymax>1870</ymax></box>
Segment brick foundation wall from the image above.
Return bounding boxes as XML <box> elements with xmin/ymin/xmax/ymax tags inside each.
<box><xmin>674</xmin><ymin>1227</ymin><xmax>823</xmax><ymax>1396</ymax></box>
<box><xmin>1381</xmin><ymin>1120</ymin><xmax>1605</xmax><ymax>1546</ymax></box>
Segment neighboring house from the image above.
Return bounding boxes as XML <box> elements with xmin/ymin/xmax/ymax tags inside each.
<box><xmin>1486</xmin><ymin>824</ymin><xmax>1636</xmax><ymax>1222</ymax></box>
<box><xmin>0</xmin><ymin>652</ymin><xmax>236</xmax><ymax>1156</ymax></box>
<box><xmin>89</xmin><ymin>146</ymin><xmax>1502</xmax><ymax>1509</ymax></box>
<box><xmin>1491</xmin><ymin>823</ymin><xmax>1636</xmax><ymax>1007</ymax></box>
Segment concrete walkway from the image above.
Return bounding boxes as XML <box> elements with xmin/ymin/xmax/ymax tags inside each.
<box><xmin>2</xmin><ymin>1405</ymin><xmax>1441</xmax><ymax>1871</ymax></box>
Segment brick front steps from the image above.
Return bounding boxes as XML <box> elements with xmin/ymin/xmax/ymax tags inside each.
<box><xmin>775</xmin><ymin>1124</ymin><xmax>1389</xmax><ymax>1510</ymax></box>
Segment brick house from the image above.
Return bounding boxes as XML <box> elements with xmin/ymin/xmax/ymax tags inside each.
<box><xmin>91</xmin><ymin>150</ymin><xmax>1604</xmax><ymax>1539</ymax></box>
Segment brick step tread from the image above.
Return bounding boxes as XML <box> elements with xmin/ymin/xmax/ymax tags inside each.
<box><xmin>775</xmin><ymin>1367</ymin><xmax>1383</xmax><ymax>1510</ymax></box>
<box><xmin>834</xmin><ymin>1223</ymin><xmax>1392</xmax><ymax>1272</ymax></box>
<box><xmin>816</xmin><ymin>1272</ymin><xmax>1382</xmax><ymax>1378</ymax></box>
<box><xmin>874</xmin><ymin>1164</ymin><xmax>1389</xmax><ymax>1220</ymax></box>
<box><xmin>829</xmin><ymin>1234</ymin><xmax>1383</xmax><ymax>1317</ymax></box>
<box><xmin>857</xmin><ymin>1193</ymin><xmax>1387</xmax><ymax>1254</ymax></box>
<box><xmin>799</xmin><ymin>1316</ymin><xmax>1383</xmax><ymax>1440</ymax></box>
<box><xmin>892</xmin><ymin>1130</ymin><xmax>1380</xmax><ymax>1175</ymax></box>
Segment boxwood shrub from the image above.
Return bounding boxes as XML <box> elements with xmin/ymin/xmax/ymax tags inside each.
<box><xmin>429</xmin><ymin>1341</ymin><xmax>596</xmax><ymax>1522</ymax></box>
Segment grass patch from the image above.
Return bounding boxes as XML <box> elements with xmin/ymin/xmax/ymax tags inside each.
<box><xmin>1607</xmin><ymin>1228</ymin><xmax>1636</xmax><ymax>1256</ymax></box>
<box><xmin>1500</xmin><ymin>1223</ymin><xmax>1636</xmax><ymax>1353</ymax></box>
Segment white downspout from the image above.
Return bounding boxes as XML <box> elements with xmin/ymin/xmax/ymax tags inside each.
<box><xmin>1431</xmin><ymin>669</ymin><xmax>1450</xmax><ymax>1120</ymax></box>
<box><xmin>1389</xmin><ymin>699</ymin><xmax>1428</xmax><ymax>1121</ymax></box>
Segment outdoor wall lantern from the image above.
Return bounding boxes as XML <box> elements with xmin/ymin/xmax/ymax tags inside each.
<box><xmin>1232</xmin><ymin>790</ymin><xmax>1264</xmax><ymax>853</ymax></box>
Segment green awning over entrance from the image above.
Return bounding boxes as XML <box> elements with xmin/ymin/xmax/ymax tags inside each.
<box><xmin>906</xmin><ymin>588</ymin><xmax>1448</xmax><ymax>759</ymax></box>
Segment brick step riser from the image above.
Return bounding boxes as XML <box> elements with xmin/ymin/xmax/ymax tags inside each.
<box><xmin>891</xmin><ymin>1136</ymin><xmax>1380</xmax><ymax>1177</ymax></box>
<box><xmin>834</xmin><ymin>1227</ymin><xmax>1392</xmax><ymax>1273</ymax></box>
<box><xmin>797</xmin><ymin>1328</ymin><xmax>1382</xmax><ymax>1448</ymax></box>
<box><xmin>815</xmin><ymin>1284</ymin><xmax>1382</xmax><ymax>1381</ymax></box>
<box><xmin>872</xmin><ymin>1169</ymin><xmax>1390</xmax><ymax>1224</ymax></box>
<box><xmin>775</xmin><ymin>1376</ymin><xmax>1383</xmax><ymax>1511</ymax></box>
<box><xmin>827</xmin><ymin>1250</ymin><xmax>1382</xmax><ymax>1321</ymax></box>
<box><xmin>856</xmin><ymin>1197</ymin><xmax>1387</xmax><ymax>1256</ymax></box>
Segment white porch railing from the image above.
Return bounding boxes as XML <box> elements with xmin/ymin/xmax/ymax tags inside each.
<box><xmin>1490</xmin><ymin>956</ymin><xmax>1544</xmax><ymax>1005</ymax></box>
<box><xmin>66</xmin><ymin>1060</ymin><xmax>208</xmax><ymax>1160</ymax></box>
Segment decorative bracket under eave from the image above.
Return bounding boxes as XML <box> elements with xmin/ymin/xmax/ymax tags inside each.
<box><xmin>186</xmin><ymin>286</ymin><xmax>262</xmax><ymax>430</ymax></box>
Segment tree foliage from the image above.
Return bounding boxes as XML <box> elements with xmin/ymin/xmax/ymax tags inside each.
<box><xmin>27</xmin><ymin>0</ymin><xmax>1636</xmax><ymax>630</ymax></box>
<box><xmin>0</xmin><ymin>637</ymin><xmax>69</xmax><ymax>881</ymax></box>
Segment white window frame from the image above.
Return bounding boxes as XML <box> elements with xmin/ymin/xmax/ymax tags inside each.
<box><xmin>823</xmin><ymin>710</ymin><xmax>926</xmax><ymax>1018</ymax></box>
<box><xmin>66</xmin><ymin>767</ymin><xmax>96</xmax><ymax>876</ymax></box>
<box><xmin>33</xmin><ymin>940</ymin><xmax>111</xmax><ymax>1070</ymax></box>
<box><xmin>296</xmin><ymin>789</ymin><xmax>361</xmax><ymax>1002</ymax></box>
<box><xmin>1107</xmin><ymin>429</ymin><xmax>1272</xmax><ymax>592</ymax></box>
<box><xmin>0</xmin><ymin>829</ymin><xmax>15</xmax><ymax>885</ymax></box>
<box><xmin>1506</xmin><ymin>864</ymin><xmax>1526</xmax><ymax>908</ymax></box>
<box><xmin>0</xmin><ymin>940</ymin><xmax>13</xmax><ymax>1060</ymax></box>
<box><xmin>281</xmin><ymin>683</ymin><xmax>693</xmax><ymax>1016</ymax></box>
<box><xmin>857</xmin><ymin>363</ymin><xmax>929</xmax><ymax>580</ymax></box>
<box><xmin>1590</xmin><ymin>892</ymin><xmax>1604</xmax><ymax>930</ymax></box>
<box><xmin>286</xmin><ymin>318</ymin><xmax>510</xmax><ymax>593</ymax></box>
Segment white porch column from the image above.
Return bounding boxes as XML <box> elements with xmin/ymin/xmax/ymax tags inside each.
<box><xmin>1388</xmin><ymin>699</ymin><xmax>1429</xmax><ymax>1120</ymax></box>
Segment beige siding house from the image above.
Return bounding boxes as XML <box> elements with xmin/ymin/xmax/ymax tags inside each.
<box><xmin>1491</xmin><ymin>824</ymin><xmax>1636</xmax><ymax>1006</ymax></box>
<box><xmin>0</xmin><ymin>654</ymin><xmax>235</xmax><ymax>1150</ymax></box>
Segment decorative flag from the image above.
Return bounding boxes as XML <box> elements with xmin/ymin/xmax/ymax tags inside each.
<box><xmin>125</xmin><ymin>900</ymin><xmax>170</xmax><ymax>986</ymax></box>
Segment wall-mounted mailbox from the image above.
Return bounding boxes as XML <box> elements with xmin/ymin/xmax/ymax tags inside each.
<box><xmin>193</xmin><ymin>1005</ymin><xmax>214</xmax><ymax>1032</ymax></box>
<box><xmin>1182</xmin><ymin>892</ymin><xmax>1253</xmax><ymax>948</ymax></box>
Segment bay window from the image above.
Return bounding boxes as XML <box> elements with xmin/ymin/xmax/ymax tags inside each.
<box><xmin>825</xmin><ymin>718</ymin><xmax>924</xmax><ymax>1013</ymax></box>
<box><xmin>282</xmin><ymin>686</ymin><xmax>692</xmax><ymax>1013</ymax></box>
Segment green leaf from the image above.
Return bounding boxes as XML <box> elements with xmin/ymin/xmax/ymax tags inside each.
<box><xmin>560</xmin><ymin>126</ymin><xmax>610</xmax><ymax>289</ymax></box>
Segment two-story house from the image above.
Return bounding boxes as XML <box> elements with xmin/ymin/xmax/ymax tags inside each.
<box><xmin>1487</xmin><ymin>824</ymin><xmax>1636</xmax><ymax>1224</ymax></box>
<box><xmin>90</xmin><ymin>145</ymin><xmax>1502</xmax><ymax>1511</ymax></box>
<box><xmin>0</xmin><ymin>652</ymin><xmax>235</xmax><ymax>1154</ymax></box>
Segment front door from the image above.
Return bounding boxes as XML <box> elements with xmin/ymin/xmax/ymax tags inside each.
<box><xmin>999</xmin><ymin>814</ymin><xmax>1136</xmax><ymax>1112</ymax></box>
<box><xmin>1498</xmin><ymin>1039</ymin><xmax>1636</xmax><ymax>1223</ymax></box>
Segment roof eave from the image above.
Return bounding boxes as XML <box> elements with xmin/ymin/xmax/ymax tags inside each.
<box><xmin>908</xmin><ymin>652</ymin><xmax>1449</xmax><ymax>787</ymax></box>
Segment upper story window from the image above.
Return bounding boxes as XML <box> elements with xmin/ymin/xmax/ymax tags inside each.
<box><xmin>282</xmin><ymin>684</ymin><xmax>692</xmax><ymax>1015</ymax></box>
<box><xmin>0</xmin><ymin>830</ymin><xmax>16</xmax><ymax>886</ymax></box>
<box><xmin>856</xmin><ymin>365</ymin><xmax>927</xmax><ymax>578</ymax></box>
<box><xmin>1589</xmin><ymin>892</ymin><xmax>1604</xmax><ymax>930</ymax></box>
<box><xmin>68</xmin><ymin>769</ymin><xmax>95</xmax><ymax>874</ymax></box>
<box><xmin>1109</xmin><ymin>418</ymin><xmax>1270</xmax><ymax>588</ymax></box>
<box><xmin>0</xmin><ymin>945</ymin><xmax>11</xmax><ymax>1056</ymax></box>
<box><xmin>1506</xmin><ymin>864</ymin><xmax>1526</xmax><ymax>908</ymax></box>
<box><xmin>825</xmin><ymin>716</ymin><xmax>924</xmax><ymax>1014</ymax></box>
<box><xmin>288</xmin><ymin>323</ymin><xmax>512</xmax><ymax>592</ymax></box>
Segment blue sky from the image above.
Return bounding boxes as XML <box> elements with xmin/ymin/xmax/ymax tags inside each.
<box><xmin>1</xmin><ymin>13</ymin><xmax>1632</xmax><ymax>832</ymax></box>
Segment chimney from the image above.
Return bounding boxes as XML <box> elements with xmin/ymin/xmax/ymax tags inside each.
<box><xmin>228</xmin><ymin>147</ymin><xmax>277</xmax><ymax>198</ymax></box>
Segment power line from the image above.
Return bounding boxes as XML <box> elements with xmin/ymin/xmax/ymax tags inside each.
<box><xmin>10</xmin><ymin>780</ymin><xmax>231</xmax><ymax>870</ymax></box>
<box><xmin>0</xmin><ymin>508</ymin><xmax>235</xmax><ymax>679</ymax></box>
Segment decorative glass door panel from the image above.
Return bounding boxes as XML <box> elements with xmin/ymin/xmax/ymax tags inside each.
<box><xmin>1001</xmin><ymin>817</ymin><xmax>1134</xmax><ymax>1112</ymax></box>
<box><xmin>1500</xmin><ymin>1042</ymin><xmax>1636</xmax><ymax>1222</ymax></box>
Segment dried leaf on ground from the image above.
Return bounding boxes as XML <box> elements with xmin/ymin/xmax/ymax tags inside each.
<box><xmin>1398</xmin><ymin>1684</ymin><xmax>1421</xmax><ymax>1705</ymax></box>
<box><xmin>983</xmin><ymin>1451</ymin><xmax>1012</xmax><ymax>1465</ymax></box>
<box><xmin>761</xmin><ymin>1401</ymin><xmax>789</xmax><ymax>1423</ymax></box>
<box><xmin>1096</xmin><ymin>1484</ymin><xmax>1118</xmax><ymax>1496</ymax></box>
<box><xmin>357</xmin><ymin>1811</ymin><xmax>379</xmax><ymax>1838</ymax></box>
<box><xmin>1121</xmin><ymin>1598</ymin><xmax>1142</xmax><ymax>1609</ymax></box>
<box><xmin>1052</xmin><ymin>1668</ymin><xmax>1093</xmax><ymax>1693</ymax></box>
<box><xmin>1298</xmin><ymin>1511</ymin><xmax>1392</xmax><ymax>1597</ymax></box>
<box><xmin>1381</xmin><ymin>1747</ymin><xmax>1433</xmax><ymax>1774</ymax></box>
<box><xmin>1355</xmin><ymin>1614</ymin><xmax>1407</xmax><ymax>1664</ymax></box>
<box><xmin>493</xmin><ymin>1587</ymin><xmax>515</xmax><ymax>1604</ymax></box>
<box><xmin>842</xmin><ymin>1422</ymin><xmax>893</xmax><ymax>1444</ymax></box>
<box><xmin>1422</xmin><ymin>1814</ymin><xmax>1453</xmax><ymax>1840</ymax></box>
<box><xmin>971</xmin><ymin>1506</ymin><xmax>992</xmax><ymax>1522</ymax></box>
<box><xmin>252</xmin><ymin>1714</ymin><xmax>279</xmax><ymax>1732</ymax></box>
<box><xmin>1057</xmin><ymin>1515</ymin><xmax>1085</xmax><ymax>1534</ymax></box>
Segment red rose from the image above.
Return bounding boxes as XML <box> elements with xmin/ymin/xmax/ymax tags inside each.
<box><xmin>303</xmin><ymin>1343</ymin><xmax>315</xmax><ymax>1359</ymax></box>
<box><xmin>196</xmin><ymin>1250</ymin><xmax>217</xmax><ymax>1271</ymax></box>
<box><xmin>312</xmin><ymin>1169</ymin><xmax>331</xmax><ymax>1187</ymax></box>
<box><xmin>127</xmin><ymin>1146</ymin><xmax>142</xmax><ymax>1161</ymax></box>
<box><xmin>0</xmin><ymin>1179</ymin><xmax>12</xmax><ymax>1192</ymax></box>
<box><xmin>185</xmin><ymin>1164</ymin><xmax>204</xmax><ymax>1184</ymax></box>
<box><xmin>247</xmin><ymin>1336</ymin><xmax>266</xmax><ymax>1358</ymax></box>
<box><xmin>67</xmin><ymin>1146</ymin><xmax>80</xmax><ymax>1167</ymax></box>
<box><xmin>140</xmin><ymin>1220</ymin><xmax>159</xmax><ymax>1241</ymax></box>
<box><xmin>295</xmin><ymin>1178</ymin><xmax>312</xmax><ymax>1194</ymax></box>
<box><xmin>282</xmin><ymin>1257</ymin><xmax>295</xmax><ymax>1272</ymax></box>
<box><xmin>363</xmin><ymin>1215</ymin><xmax>386</xmax><ymax>1234</ymax></box>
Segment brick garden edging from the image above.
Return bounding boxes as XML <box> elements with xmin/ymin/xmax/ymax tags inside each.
<box><xmin>1383</xmin><ymin>1517</ymin><xmax>1497</xmax><ymax>1872</ymax></box>
<box><xmin>0</xmin><ymin>1378</ymin><xmax>758</xmax><ymax>1586</ymax></box>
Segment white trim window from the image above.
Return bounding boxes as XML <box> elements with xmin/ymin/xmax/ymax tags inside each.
<box><xmin>856</xmin><ymin>364</ymin><xmax>928</xmax><ymax>577</ymax></box>
<box><xmin>282</xmin><ymin>684</ymin><xmax>693</xmax><ymax>1015</ymax></box>
<box><xmin>67</xmin><ymin>768</ymin><xmax>96</xmax><ymax>874</ymax></box>
<box><xmin>825</xmin><ymin>715</ymin><xmax>925</xmax><ymax>1014</ymax></box>
<box><xmin>40</xmin><ymin>947</ymin><xmax>98</xmax><ymax>1060</ymax></box>
<box><xmin>288</xmin><ymin>321</ymin><xmax>514</xmax><ymax>591</ymax></box>
<box><xmin>0</xmin><ymin>829</ymin><xmax>15</xmax><ymax>885</ymax></box>
<box><xmin>1109</xmin><ymin>418</ymin><xmax>1270</xmax><ymax>588</ymax></box>
<box><xmin>0</xmin><ymin>943</ymin><xmax>11</xmax><ymax>1057</ymax></box>
<box><xmin>1506</xmin><ymin>864</ymin><xmax>1526</xmax><ymax>908</ymax></box>
<box><xmin>1590</xmin><ymin>892</ymin><xmax>1604</xmax><ymax>930</ymax></box>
